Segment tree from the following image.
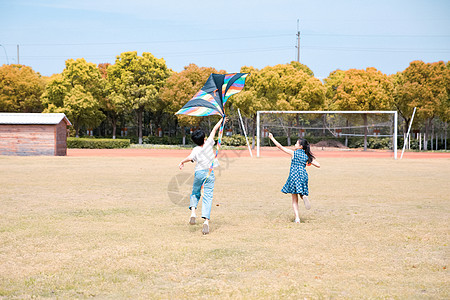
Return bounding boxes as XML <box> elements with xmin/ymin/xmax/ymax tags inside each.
<box><xmin>41</xmin><ymin>58</ymin><xmax>105</xmax><ymax>137</ymax></box>
<box><xmin>62</xmin><ymin>85</ymin><xmax>105</xmax><ymax>136</ymax></box>
<box><xmin>333</xmin><ymin>67</ymin><xmax>394</xmax><ymax>150</ymax></box>
<box><xmin>231</xmin><ymin>63</ymin><xmax>325</xmax><ymax>146</ymax></box>
<box><xmin>230</xmin><ymin>66</ymin><xmax>269</xmax><ymax>148</ymax></box>
<box><xmin>159</xmin><ymin>63</ymin><xmax>223</xmax><ymax>144</ymax></box>
<box><xmin>290</xmin><ymin>61</ymin><xmax>314</xmax><ymax>77</ymax></box>
<box><xmin>98</xmin><ymin>63</ymin><xmax>110</xmax><ymax>79</ymax></box>
<box><xmin>98</xmin><ymin>62</ymin><xmax>130</xmax><ymax>139</ymax></box>
<box><xmin>0</xmin><ymin>64</ymin><xmax>45</xmax><ymax>112</ymax></box>
<box><xmin>107</xmin><ymin>52</ymin><xmax>171</xmax><ymax>144</ymax></box>
<box><xmin>324</xmin><ymin>69</ymin><xmax>345</xmax><ymax>110</ymax></box>
<box><xmin>393</xmin><ymin>61</ymin><xmax>450</xmax><ymax>149</ymax></box>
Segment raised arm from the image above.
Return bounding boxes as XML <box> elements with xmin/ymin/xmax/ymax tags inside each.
<box><xmin>209</xmin><ymin>117</ymin><xmax>227</xmax><ymax>139</ymax></box>
<box><xmin>268</xmin><ymin>133</ymin><xmax>294</xmax><ymax>157</ymax></box>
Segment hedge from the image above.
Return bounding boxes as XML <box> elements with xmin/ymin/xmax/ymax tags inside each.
<box><xmin>67</xmin><ymin>137</ymin><xmax>130</xmax><ymax>149</ymax></box>
<box><xmin>143</xmin><ymin>136</ymin><xmax>185</xmax><ymax>145</ymax></box>
<box><xmin>68</xmin><ymin>134</ymin><xmax>401</xmax><ymax>150</ymax></box>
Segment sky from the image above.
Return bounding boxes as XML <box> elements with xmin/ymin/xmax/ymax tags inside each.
<box><xmin>0</xmin><ymin>0</ymin><xmax>449</xmax><ymax>80</ymax></box>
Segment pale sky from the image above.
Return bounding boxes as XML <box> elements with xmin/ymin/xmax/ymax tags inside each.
<box><xmin>1</xmin><ymin>0</ymin><xmax>449</xmax><ymax>79</ymax></box>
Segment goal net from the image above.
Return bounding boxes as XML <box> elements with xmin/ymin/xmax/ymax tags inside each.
<box><xmin>256</xmin><ymin>110</ymin><xmax>398</xmax><ymax>159</ymax></box>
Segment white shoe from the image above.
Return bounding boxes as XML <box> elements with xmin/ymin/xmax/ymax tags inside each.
<box><xmin>202</xmin><ymin>222</ymin><xmax>210</xmax><ymax>235</ymax></box>
<box><xmin>189</xmin><ymin>216</ymin><xmax>196</xmax><ymax>225</ymax></box>
<box><xmin>303</xmin><ymin>196</ymin><xmax>311</xmax><ymax>210</ymax></box>
<box><xmin>294</xmin><ymin>218</ymin><xmax>300</xmax><ymax>223</ymax></box>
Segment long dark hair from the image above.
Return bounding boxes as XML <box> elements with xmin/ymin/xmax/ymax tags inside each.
<box><xmin>298</xmin><ymin>138</ymin><xmax>315</xmax><ymax>163</ymax></box>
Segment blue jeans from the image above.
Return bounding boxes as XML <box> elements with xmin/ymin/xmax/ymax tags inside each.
<box><xmin>190</xmin><ymin>169</ymin><xmax>215</xmax><ymax>220</ymax></box>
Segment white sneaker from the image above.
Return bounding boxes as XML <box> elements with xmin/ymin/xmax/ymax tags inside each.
<box><xmin>189</xmin><ymin>216</ymin><xmax>196</xmax><ymax>225</ymax></box>
<box><xmin>202</xmin><ymin>222</ymin><xmax>210</xmax><ymax>235</ymax></box>
<box><xmin>303</xmin><ymin>196</ymin><xmax>311</xmax><ymax>210</ymax></box>
<box><xmin>294</xmin><ymin>217</ymin><xmax>300</xmax><ymax>223</ymax></box>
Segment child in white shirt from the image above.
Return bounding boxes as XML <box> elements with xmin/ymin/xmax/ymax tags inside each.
<box><xmin>179</xmin><ymin>117</ymin><xmax>227</xmax><ymax>234</ymax></box>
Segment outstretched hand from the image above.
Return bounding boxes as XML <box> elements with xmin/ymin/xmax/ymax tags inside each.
<box><xmin>268</xmin><ymin>132</ymin><xmax>274</xmax><ymax>139</ymax></box>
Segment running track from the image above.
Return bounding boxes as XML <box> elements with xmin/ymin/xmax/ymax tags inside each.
<box><xmin>67</xmin><ymin>148</ymin><xmax>450</xmax><ymax>159</ymax></box>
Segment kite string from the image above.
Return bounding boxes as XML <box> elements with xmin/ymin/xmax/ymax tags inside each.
<box><xmin>200</xmin><ymin>116</ymin><xmax>225</xmax><ymax>197</ymax></box>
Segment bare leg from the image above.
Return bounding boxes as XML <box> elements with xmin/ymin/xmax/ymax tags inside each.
<box><xmin>301</xmin><ymin>194</ymin><xmax>311</xmax><ymax>210</ymax></box>
<box><xmin>292</xmin><ymin>194</ymin><xmax>300</xmax><ymax>223</ymax></box>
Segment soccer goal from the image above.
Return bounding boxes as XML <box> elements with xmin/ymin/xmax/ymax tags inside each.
<box><xmin>256</xmin><ymin>110</ymin><xmax>398</xmax><ymax>159</ymax></box>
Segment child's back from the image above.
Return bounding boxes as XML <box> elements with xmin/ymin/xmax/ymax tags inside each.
<box><xmin>178</xmin><ymin>117</ymin><xmax>226</xmax><ymax>234</ymax></box>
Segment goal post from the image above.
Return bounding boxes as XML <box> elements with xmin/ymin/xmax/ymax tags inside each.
<box><xmin>256</xmin><ymin>110</ymin><xmax>398</xmax><ymax>159</ymax></box>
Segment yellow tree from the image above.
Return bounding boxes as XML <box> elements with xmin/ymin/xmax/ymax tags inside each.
<box><xmin>393</xmin><ymin>61</ymin><xmax>450</xmax><ymax>149</ymax></box>
<box><xmin>0</xmin><ymin>64</ymin><xmax>45</xmax><ymax>112</ymax></box>
<box><xmin>159</xmin><ymin>64</ymin><xmax>224</xmax><ymax>144</ymax></box>
<box><xmin>231</xmin><ymin>62</ymin><xmax>325</xmax><ymax>146</ymax></box>
<box><xmin>334</xmin><ymin>67</ymin><xmax>394</xmax><ymax>150</ymax></box>
<box><xmin>41</xmin><ymin>58</ymin><xmax>105</xmax><ymax>137</ymax></box>
<box><xmin>324</xmin><ymin>69</ymin><xmax>345</xmax><ymax>110</ymax></box>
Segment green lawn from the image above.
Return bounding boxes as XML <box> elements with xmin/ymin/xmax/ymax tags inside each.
<box><xmin>0</xmin><ymin>155</ymin><xmax>448</xmax><ymax>298</ymax></box>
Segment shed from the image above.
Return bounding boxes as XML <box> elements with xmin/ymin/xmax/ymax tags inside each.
<box><xmin>0</xmin><ymin>113</ymin><xmax>72</xmax><ymax>156</ymax></box>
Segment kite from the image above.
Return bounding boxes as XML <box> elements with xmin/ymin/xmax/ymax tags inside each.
<box><xmin>175</xmin><ymin>72</ymin><xmax>249</xmax><ymax>187</ymax></box>
<box><xmin>175</xmin><ymin>73</ymin><xmax>248</xmax><ymax>117</ymax></box>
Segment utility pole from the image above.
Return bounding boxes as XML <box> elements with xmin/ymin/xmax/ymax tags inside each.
<box><xmin>296</xmin><ymin>19</ymin><xmax>300</xmax><ymax>62</ymax></box>
<box><xmin>17</xmin><ymin>45</ymin><xmax>19</xmax><ymax>64</ymax></box>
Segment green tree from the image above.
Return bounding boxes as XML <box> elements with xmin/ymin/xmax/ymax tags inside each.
<box><xmin>62</xmin><ymin>85</ymin><xmax>105</xmax><ymax>136</ymax></box>
<box><xmin>0</xmin><ymin>64</ymin><xmax>45</xmax><ymax>112</ymax></box>
<box><xmin>41</xmin><ymin>58</ymin><xmax>105</xmax><ymax>137</ymax></box>
<box><xmin>394</xmin><ymin>61</ymin><xmax>450</xmax><ymax>149</ymax></box>
<box><xmin>159</xmin><ymin>63</ymin><xmax>223</xmax><ymax>144</ymax></box>
<box><xmin>107</xmin><ymin>52</ymin><xmax>171</xmax><ymax>144</ymax></box>
<box><xmin>99</xmin><ymin>62</ymin><xmax>130</xmax><ymax>139</ymax></box>
<box><xmin>333</xmin><ymin>67</ymin><xmax>394</xmax><ymax>150</ymax></box>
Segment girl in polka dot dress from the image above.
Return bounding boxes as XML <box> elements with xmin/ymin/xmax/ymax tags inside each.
<box><xmin>268</xmin><ymin>133</ymin><xmax>320</xmax><ymax>223</ymax></box>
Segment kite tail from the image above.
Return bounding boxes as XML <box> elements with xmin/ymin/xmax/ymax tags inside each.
<box><xmin>200</xmin><ymin>117</ymin><xmax>225</xmax><ymax>197</ymax></box>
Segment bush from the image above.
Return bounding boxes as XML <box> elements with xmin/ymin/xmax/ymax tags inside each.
<box><xmin>143</xmin><ymin>134</ymin><xmax>252</xmax><ymax>147</ymax></box>
<box><xmin>217</xmin><ymin>134</ymin><xmax>248</xmax><ymax>146</ymax></box>
<box><xmin>338</xmin><ymin>137</ymin><xmax>393</xmax><ymax>149</ymax></box>
<box><xmin>123</xmin><ymin>135</ymin><xmax>139</xmax><ymax>144</ymax></box>
<box><xmin>259</xmin><ymin>135</ymin><xmax>395</xmax><ymax>150</ymax></box>
<box><xmin>67</xmin><ymin>137</ymin><xmax>130</xmax><ymax>149</ymax></box>
<box><xmin>143</xmin><ymin>136</ymin><xmax>185</xmax><ymax>145</ymax></box>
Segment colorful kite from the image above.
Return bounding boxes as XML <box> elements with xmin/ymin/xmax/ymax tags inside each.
<box><xmin>176</xmin><ymin>73</ymin><xmax>248</xmax><ymax>117</ymax></box>
<box><xmin>175</xmin><ymin>73</ymin><xmax>249</xmax><ymax>189</ymax></box>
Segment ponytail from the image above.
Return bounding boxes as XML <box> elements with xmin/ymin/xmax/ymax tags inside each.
<box><xmin>298</xmin><ymin>138</ymin><xmax>315</xmax><ymax>164</ymax></box>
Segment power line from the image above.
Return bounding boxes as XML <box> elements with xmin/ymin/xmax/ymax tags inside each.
<box><xmin>0</xmin><ymin>44</ymin><xmax>9</xmax><ymax>64</ymax></box>
<box><xmin>17</xmin><ymin>46</ymin><xmax>294</xmax><ymax>60</ymax></box>
<box><xmin>303</xmin><ymin>45</ymin><xmax>450</xmax><ymax>53</ymax></box>
<box><xmin>303</xmin><ymin>33</ymin><xmax>450</xmax><ymax>38</ymax></box>
<box><xmin>3</xmin><ymin>32</ymin><xmax>449</xmax><ymax>47</ymax></box>
<box><xmin>17</xmin><ymin>44</ymin><xmax>450</xmax><ymax>61</ymax></box>
<box><xmin>4</xmin><ymin>34</ymin><xmax>294</xmax><ymax>47</ymax></box>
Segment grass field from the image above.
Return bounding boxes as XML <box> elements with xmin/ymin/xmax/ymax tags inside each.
<box><xmin>0</xmin><ymin>154</ymin><xmax>449</xmax><ymax>299</ymax></box>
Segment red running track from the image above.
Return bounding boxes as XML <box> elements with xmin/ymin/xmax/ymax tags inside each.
<box><xmin>67</xmin><ymin>148</ymin><xmax>450</xmax><ymax>159</ymax></box>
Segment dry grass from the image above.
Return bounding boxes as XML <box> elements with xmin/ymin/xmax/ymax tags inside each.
<box><xmin>0</xmin><ymin>154</ymin><xmax>449</xmax><ymax>299</ymax></box>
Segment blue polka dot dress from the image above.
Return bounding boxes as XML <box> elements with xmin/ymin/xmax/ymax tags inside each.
<box><xmin>281</xmin><ymin>149</ymin><xmax>309</xmax><ymax>196</ymax></box>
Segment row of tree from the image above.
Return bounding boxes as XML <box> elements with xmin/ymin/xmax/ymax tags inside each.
<box><xmin>0</xmin><ymin>52</ymin><xmax>448</xmax><ymax>149</ymax></box>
